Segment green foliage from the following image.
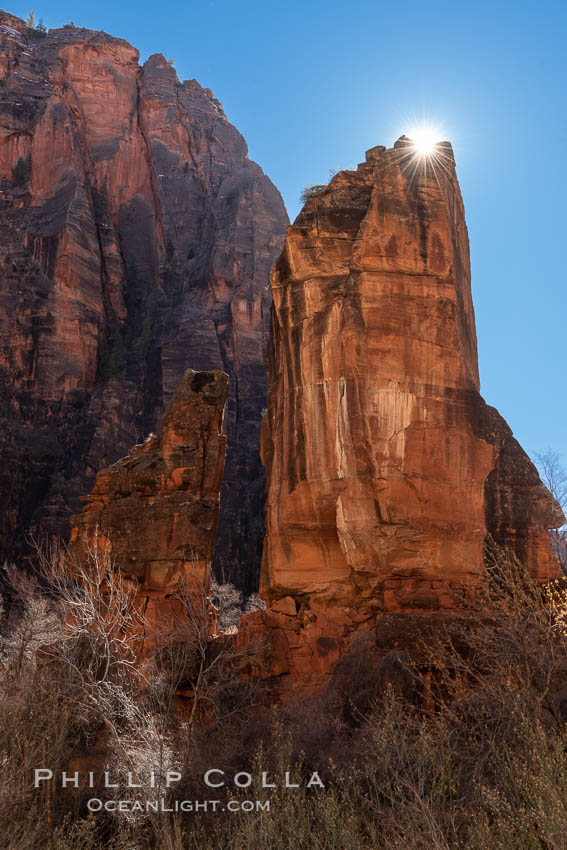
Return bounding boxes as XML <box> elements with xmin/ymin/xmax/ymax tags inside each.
<box><xmin>299</xmin><ymin>183</ymin><xmax>327</xmax><ymax>203</ymax></box>
<box><xmin>25</xmin><ymin>10</ymin><xmax>47</xmax><ymax>38</ymax></box>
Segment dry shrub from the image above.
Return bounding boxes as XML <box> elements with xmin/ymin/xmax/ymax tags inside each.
<box><xmin>193</xmin><ymin>545</ymin><xmax>567</xmax><ymax>849</ymax></box>
<box><xmin>2</xmin><ymin>543</ymin><xmax>567</xmax><ymax>848</ymax></box>
<box><xmin>0</xmin><ymin>548</ymin><xmax>266</xmax><ymax>849</ymax></box>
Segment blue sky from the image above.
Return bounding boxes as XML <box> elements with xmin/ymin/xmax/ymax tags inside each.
<box><xmin>7</xmin><ymin>0</ymin><xmax>567</xmax><ymax>468</ymax></box>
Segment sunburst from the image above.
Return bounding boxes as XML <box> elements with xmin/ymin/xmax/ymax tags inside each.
<box><xmin>408</xmin><ymin>126</ymin><xmax>441</xmax><ymax>158</ymax></box>
<box><xmin>385</xmin><ymin>124</ymin><xmax>455</xmax><ymax>190</ymax></box>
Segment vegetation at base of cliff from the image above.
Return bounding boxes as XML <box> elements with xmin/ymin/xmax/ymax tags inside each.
<box><xmin>2</xmin><ymin>549</ymin><xmax>567</xmax><ymax>848</ymax></box>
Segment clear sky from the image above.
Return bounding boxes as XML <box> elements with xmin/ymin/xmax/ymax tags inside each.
<box><xmin>7</xmin><ymin>0</ymin><xmax>567</xmax><ymax>468</ymax></box>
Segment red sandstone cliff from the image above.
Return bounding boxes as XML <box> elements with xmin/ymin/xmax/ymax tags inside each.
<box><xmin>245</xmin><ymin>138</ymin><xmax>564</xmax><ymax>694</ymax></box>
<box><xmin>0</xmin><ymin>11</ymin><xmax>288</xmax><ymax>591</ymax></box>
<box><xmin>66</xmin><ymin>368</ymin><xmax>228</xmax><ymax>644</ymax></box>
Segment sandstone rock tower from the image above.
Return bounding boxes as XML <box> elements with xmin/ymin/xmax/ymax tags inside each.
<box><xmin>261</xmin><ymin>137</ymin><xmax>562</xmax><ymax>620</ymax></box>
<box><xmin>66</xmin><ymin>369</ymin><xmax>228</xmax><ymax>642</ymax></box>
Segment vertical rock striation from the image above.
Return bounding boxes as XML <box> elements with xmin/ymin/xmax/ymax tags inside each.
<box><xmin>0</xmin><ymin>11</ymin><xmax>287</xmax><ymax>591</ymax></box>
<box><xmin>248</xmin><ymin>138</ymin><xmax>563</xmax><ymax>694</ymax></box>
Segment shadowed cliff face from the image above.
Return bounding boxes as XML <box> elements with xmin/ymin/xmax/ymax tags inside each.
<box><xmin>246</xmin><ymin>137</ymin><xmax>564</xmax><ymax>696</ymax></box>
<box><xmin>0</xmin><ymin>11</ymin><xmax>288</xmax><ymax>592</ymax></box>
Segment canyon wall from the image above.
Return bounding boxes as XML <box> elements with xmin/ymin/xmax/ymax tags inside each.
<box><xmin>0</xmin><ymin>10</ymin><xmax>287</xmax><ymax>592</ymax></box>
<box><xmin>247</xmin><ymin>137</ymin><xmax>563</xmax><ymax>695</ymax></box>
<box><xmin>66</xmin><ymin>368</ymin><xmax>228</xmax><ymax>646</ymax></box>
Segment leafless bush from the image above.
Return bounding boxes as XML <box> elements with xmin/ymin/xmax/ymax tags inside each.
<box><xmin>209</xmin><ymin>580</ymin><xmax>267</xmax><ymax>632</ymax></box>
<box><xmin>329</xmin><ymin>166</ymin><xmax>356</xmax><ymax>178</ymax></box>
<box><xmin>418</xmin><ymin>541</ymin><xmax>567</xmax><ymax>729</ymax></box>
<box><xmin>0</xmin><ymin>541</ymin><xmax>267</xmax><ymax>849</ymax></box>
<box><xmin>4</xmin><ymin>539</ymin><xmax>567</xmax><ymax>848</ymax></box>
<box><xmin>0</xmin><ymin>562</ymin><xmax>62</xmax><ymax>675</ymax></box>
<box><xmin>245</xmin><ymin>592</ymin><xmax>266</xmax><ymax>615</ymax></box>
<box><xmin>210</xmin><ymin>579</ymin><xmax>242</xmax><ymax>633</ymax></box>
<box><xmin>535</xmin><ymin>447</ymin><xmax>567</xmax><ymax>573</ymax></box>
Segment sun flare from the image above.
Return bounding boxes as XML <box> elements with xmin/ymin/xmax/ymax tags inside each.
<box><xmin>408</xmin><ymin>126</ymin><xmax>441</xmax><ymax>157</ymax></box>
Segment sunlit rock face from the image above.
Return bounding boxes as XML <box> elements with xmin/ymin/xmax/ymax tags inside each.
<box><xmin>247</xmin><ymin>138</ymin><xmax>563</xmax><ymax>696</ymax></box>
<box><xmin>66</xmin><ymin>369</ymin><xmax>228</xmax><ymax>644</ymax></box>
<box><xmin>0</xmin><ymin>12</ymin><xmax>287</xmax><ymax>592</ymax></box>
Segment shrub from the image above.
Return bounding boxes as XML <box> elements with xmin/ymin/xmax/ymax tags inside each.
<box><xmin>299</xmin><ymin>184</ymin><xmax>327</xmax><ymax>203</ymax></box>
<box><xmin>2</xmin><ymin>545</ymin><xmax>567</xmax><ymax>847</ymax></box>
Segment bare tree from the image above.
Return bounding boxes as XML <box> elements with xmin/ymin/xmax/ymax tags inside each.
<box><xmin>0</xmin><ymin>562</ymin><xmax>62</xmax><ymax>676</ymax></box>
<box><xmin>534</xmin><ymin>448</ymin><xmax>567</xmax><ymax>572</ymax></box>
<box><xmin>0</xmin><ymin>540</ymin><xmax>267</xmax><ymax>848</ymax></box>
<box><xmin>210</xmin><ymin>579</ymin><xmax>243</xmax><ymax>633</ymax></box>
